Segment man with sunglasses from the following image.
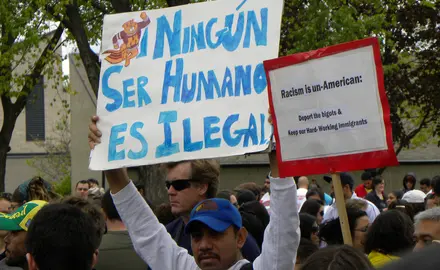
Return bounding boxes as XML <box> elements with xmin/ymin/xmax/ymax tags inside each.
<box><xmin>88</xmin><ymin>117</ymin><xmax>260</xmax><ymax>262</ymax></box>
<box><xmin>88</xmin><ymin>115</ymin><xmax>299</xmax><ymax>270</ymax></box>
<box><xmin>163</xmin><ymin>161</ymin><xmax>260</xmax><ymax>262</ymax></box>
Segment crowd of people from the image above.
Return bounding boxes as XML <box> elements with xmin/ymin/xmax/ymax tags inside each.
<box><xmin>0</xmin><ymin>116</ymin><xmax>438</xmax><ymax>270</ymax></box>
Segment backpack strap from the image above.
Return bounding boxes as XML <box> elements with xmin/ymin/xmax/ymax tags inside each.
<box><xmin>240</xmin><ymin>263</ymin><xmax>253</xmax><ymax>270</ymax></box>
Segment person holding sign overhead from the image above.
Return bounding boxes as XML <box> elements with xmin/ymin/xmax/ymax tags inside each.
<box><xmin>88</xmin><ymin>116</ymin><xmax>300</xmax><ymax>270</ymax></box>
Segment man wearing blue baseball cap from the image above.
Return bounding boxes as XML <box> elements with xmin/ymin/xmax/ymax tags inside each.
<box><xmin>89</xmin><ymin>117</ymin><xmax>299</xmax><ymax>270</ymax></box>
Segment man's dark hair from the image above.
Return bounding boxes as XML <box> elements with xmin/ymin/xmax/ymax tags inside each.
<box><xmin>25</xmin><ymin>203</ymin><xmax>98</xmax><ymax>270</ymax></box>
<box><xmin>216</xmin><ymin>190</ymin><xmax>234</xmax><ymax>201</ymax></box>
<box><xmin>235</xmin><ymin>189</ymin><xmax>256</xmax><ymax>205</ymax></box>
<box><xmin>235</xmin><ymin>182</ymin><xmax>262</xmax><ymax>200</ymax></box>
<box><xmin>76</xmin><ymin>180</ymin><xmax>90</xmax><ymax>188</ymax></box>
<box><xmin>162</xmin><ymin>159</ymin><xmax>220</xmax><ymax>199</ymax></box>
<box><xmin>306</xmin><ymin>188</ymin><xmax>325</xmax><ymax>202</ymax></box>
<box><xmin>361</xmin><ymin>172</ymin><xmax>373</xmax><ymax>181</ymax></box>
<box><xmin>297</xmin><ymin>238</ymin><xmax>318</xmax><ymax>264</ymax></box>
<box><xmin>425</xmin><ymin>193</ymin><xmax>436</xmax><ymax>208</ymax></box>
<box><xmin>62</xmin><ymin>196</ymin><xmax>105</xmax><ymax>249</ymax></box>
<box><xmin>340</xmin><ymin>173</ymin><xmax>354</xmax><ymax>191</ymax></box>
<box><xmin>88</xmin><ymin>178</ymin><xmax>99</xmax><ymax>186</ymax></box>
<box><xmin>420</xmin><ymin>178</ymin><xmax>431</xmax><ymax>187</ymax></box>
<box><xmin>101</xmin><ymin>190</ymin><xmax>120</xmax><ymax>221</ymax></box>
<box><xmin>431</xmin><ymin>175</ymin><xmax>440</xmax><ymax>195</ymax></box>
<box><xmin>301</xmin><ymin>245</ymin><xmax>373</xmax><ymax>270</ymax></box>
<box><xmin>364</xmin><ymin>210</ymin><xmax>414</xmax><ymax>255</ymax></box>
<box><xmin>239</xmin><ymin>201</ymin><xmax>270</xmax><ymax>248</ymax></box>
<box><xmin>154</xmin><ymin>203</ymin><xmax>176</xmax><ymax>225</ymax></box>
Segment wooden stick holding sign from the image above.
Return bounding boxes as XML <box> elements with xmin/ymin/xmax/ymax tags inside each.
<box><xmin>332</xmin><ymin>173</ymin><xmax>353</xmax><ymax>246</ymax></box>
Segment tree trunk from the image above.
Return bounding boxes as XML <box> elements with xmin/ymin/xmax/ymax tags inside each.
<box><xmin>134</xmin><ymin>0</ymin><xmax>191</xmax><ymax>205</ymax></box>
<box><xmin>65</xmin><ymin>4</ymin><xmax>101</xmax><ymax>94</ymax></box>
<box><xmin>138</xmin><ymin>165</ymin><xmax>167</xmax><ymax>206</ymax></box>
<box><xmin>0</xmin><ymin>97</ymin><xmax>21</xmax><ymax>192</ymax></box>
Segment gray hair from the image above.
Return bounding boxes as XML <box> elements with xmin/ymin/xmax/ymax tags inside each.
<box><xmin>346</xmin><ymin>199</ymin><xmax>368</xmax><ymax>211</ymax></box>
<box><xmin>414</xmin><ymin>207</ymin><xmax>440</xmax><ymax>225</ymax></box>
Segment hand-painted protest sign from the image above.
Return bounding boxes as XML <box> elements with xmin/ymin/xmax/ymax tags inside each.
<box><xmin>89</xmin><ymin>0</ymin><xmax>284</xmax><ymax>170</ymax></box>
<box><xmin>264</xmin><ymin>37</ymin><xmax>399</xmax><ymax>177</ymax></box>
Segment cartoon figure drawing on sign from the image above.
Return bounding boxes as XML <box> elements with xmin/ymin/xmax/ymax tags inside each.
<box><xmin>103</xmin><ymin>12</ymin><xmax>150</xmax><ymax>67</ymax></box>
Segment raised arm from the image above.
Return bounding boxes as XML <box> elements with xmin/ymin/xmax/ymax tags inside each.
<box><xmin>252</xmin><ymin>152</ymin><xmax>299</xmax><ymax>270</ymax></box>
<box><xmin>88</xmin><ymin>116</ymin><xmax>198</xmax><ymax>270</ymax></box>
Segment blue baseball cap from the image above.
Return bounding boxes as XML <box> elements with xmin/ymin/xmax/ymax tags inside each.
<box><xmin>185</xmin><ymin>198</ymin><xmax>242</xmax><ymax>234</ymax></box>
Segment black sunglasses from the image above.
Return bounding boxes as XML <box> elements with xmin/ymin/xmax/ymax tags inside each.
<box><xmin>319</xmin><ymin>211</ymin><xmax>324</xmax><ymax>217</ymax></box>
<box><xmin>165</xmin><ymin>179</ymin><xmax>194</xmax><ymax>191</ymax></box>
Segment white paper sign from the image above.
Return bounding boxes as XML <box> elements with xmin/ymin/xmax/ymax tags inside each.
<box><xmin>268</xmin><ymin>46</ymin><xmax>387</xmax><ymax>162</ymax></box>
<box><xmin>89</xmin><ymin>0</ymin><xmax>284</xmax><ymax>170</ymax></box>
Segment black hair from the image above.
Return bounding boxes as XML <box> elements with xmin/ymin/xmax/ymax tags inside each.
<box><xmin>299</xmin><ymin>213</ymin><xmax>317</xmax><ymax>240</ymax></box>
<box><xmin>425</xmin><ymin>193</ymin><xmax>436</xmax><ymax>209</ymax></box>
<box><xmin>154</xmin><ymin>203</ymin><xmax>176</xmax><ymax>225</ymax></box>
<box><xmin>306</xmin><ymin>188</ymin><xmax>325</xmax><ymax>202</ymax></box>
<box><xmin>76</xmin><ymin>180</ymin><xmax>90</xmax><ymax>188</ymax></box>
<box><xmin>420</xmin><ymin>178</ymin><xmax>431</xmax><ymax>187</ymax></box>
<box><xmin>388</xmin><ymin>199</ymin><xmax>415</xmax><ymax>221</ymax></box>
<box><xmin>403</xmin><ymin>174</ymin><xmax>417</xmax><ymax>191</ymax></box>
<box><xmin>62</xmin><ymin>196</ymin><xmax>105</xmax><ymax>249</ymax></box>
<box><xmin>300</xmin><ymin>199</ymin><xmax>323</xmax><ymax>218</ymax></box>
<box><xmin>297</xmin><ymin>238</ymin><xmax>319</xmax><ymax>264</ymax></box>
<box><xmin>390</xmin><ymin>190</ymin><xmax>404</xmax><ymax>200</ymax></box>
<box><xmin>340</xmin><ymin>173</ymin><xmax>354</xmax><ymax>191</ymax></box>
<box><xmin>319</xmin><ymin>208</ymin><xmax>367</xmax><ymax>245</ymax></box>
<box><xmin>431</xmin><ymin>175</ymin><xmax>440</xmax><ymax>195</ymax></box>
<box><xmin>371</xmin><ymin>176</ymin><xmax>384</xmax><ymax>191</ymax></box>
<box><xmin>236</xmin><ymin>189</ymin><xmax>256</xmax><ymax>205</ymax></box>
<box><xmin>239</xmin><ymin>201</ymin><xmax>269</xmax><ymax>248</ymax></box>
<box><xmin>216</xmin><ymin>190</ymin><xmax>233</xmax><ymax>201</ymax></box>
<box><xmin>0</xmin><ymin>192</ymin><xmax>11</xmax><ymax>202</ymax></box>
<box><xmin>301</xmin><ymin>245</ymin><xmax>373</xmax><ymax>270</ymax></box>
<box><xmin>87</xmin><ymin>178</ymin><xmax>99</xmax><ymax>185</ymax></box>
<box><xmin>364</xmin><ymin>210</ymin><xmax>414</xmax><ymax>255</ymax></box>
<box><xmin>101</xmin><ymin>190</ymin><xmax>120</xmax><ymax>221</ymax></box>
<box><xmin>25</xmin><ymin>203</ymin><xmax>98</xmax><ymax>270</ymax></box>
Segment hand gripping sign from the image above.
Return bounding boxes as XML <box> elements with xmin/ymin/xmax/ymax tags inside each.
<box><xmin>264</xmin><ymin>37</ymin><xmax>398</xmax><ymax>177</ymax></box>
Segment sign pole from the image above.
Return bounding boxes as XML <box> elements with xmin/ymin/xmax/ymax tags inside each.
<box><xmin>332</xmin><ymin>173</ymin><xmax>353</xmax><ymax>246</ymax></box>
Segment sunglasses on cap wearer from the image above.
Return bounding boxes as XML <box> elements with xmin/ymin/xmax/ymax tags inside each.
<box><xmin>320</xmin><ymin>211</ymin><xmax>324</xmax><ymax>217</ymax></box>
<box><xmin>165</xmin><ymin>179</ymin><xmax>195</xmax><ymax>191</ymax></box>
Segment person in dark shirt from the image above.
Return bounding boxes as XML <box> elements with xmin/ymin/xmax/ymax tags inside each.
<box><xmin>96</xmin><ymin>191</ymin><xmax>147</xmax><ymax>270</ymax></box>
<box><xmin>365</xmin><ymin>177</ymin><xmax>387</xmax><ymax>212</ymax></box>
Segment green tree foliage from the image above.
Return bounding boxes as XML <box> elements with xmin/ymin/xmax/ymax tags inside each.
<box><xmin>281</xmin><ymin>0</ymin><xmax>439</xmax><ymax>160</ymax></box>
<box><xmin>33</xmin><ymin>0</ymin><xmax>438</xmax><ymax>193</ymax></box>
<box><xmin>0</xmin><ymin>1</ymin><xmax>64</xmax><ymax>191</ymax></box>
<box><xmin>40</xmin><ymin>0</ymin><xmax>188</xmax><ymax>201</ymax></box>
<box><xmin>27</xmin><ymin>111</ymin><xmax>71</xmax><ymax>196</ymax></box>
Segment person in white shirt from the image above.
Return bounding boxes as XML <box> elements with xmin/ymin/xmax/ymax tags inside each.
<box><xmin>88</xmin><ymin>116</ymin><xmax>300</xmax><ymax>270</ymax></box>
<box><xmin>323</xmin><ymin>173</ymin><xmax>379</xmax><ymax>224</ymax></box>
<box><xmin>297</xmin><ymin>176</ymin><xmax>309</xmax><ymax>210</ymax></box>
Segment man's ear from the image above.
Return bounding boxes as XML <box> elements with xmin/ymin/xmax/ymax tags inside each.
<box><xmin>92</xmin><ymin>249</ymin><xmax>99</xmax><ymax>268</ymax></box>
<box><xmin>236</xmin><ymin>227</ymin><xmax>248</xmax><ymax>249</ymax></box>
<box><xmin>197</xmin><ymin>183</ymin><xmax>209</xmax><ymax>197</ymax></box>
<box><xmin>26</xmin><ymin>253</ymin><xmax>38</xmax><ymax>270</ymax></box>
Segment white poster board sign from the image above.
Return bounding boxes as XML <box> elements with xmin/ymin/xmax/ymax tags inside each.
<box><xmin>264</xmin><ymin>38</ymin><xmax>398</xmax><ymax>176</ymax></box>
<box><xmin>89</xmin><ymin>0</ymin><xmax>284</xmax><ymax>170</ymax></box>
